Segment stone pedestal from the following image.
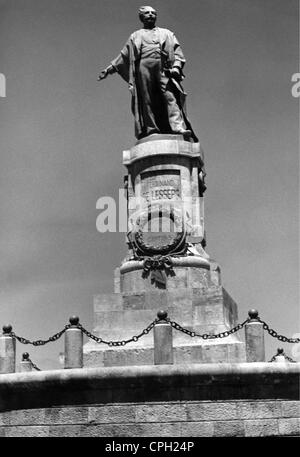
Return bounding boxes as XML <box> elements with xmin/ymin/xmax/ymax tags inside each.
<box><xmin>84</xmin><ymin>135</ymin><xmax>245</xmax><ymax>366</ymax></box>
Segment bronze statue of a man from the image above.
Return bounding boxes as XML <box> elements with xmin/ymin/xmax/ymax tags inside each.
<box><xmin>98</xmin><ymin>6</ymin><xmax>197</xmax><ymax>141</ymax></box>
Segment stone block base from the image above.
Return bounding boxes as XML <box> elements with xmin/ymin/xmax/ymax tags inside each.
<box><xmin>83</xmin><ymin>265</ymin><xmax>246</xmax><ymax>367</ymax></box>
<box><xmin>84</xmin><ymin>340</ymin><xmax>245</xmax><ymax>367</ymax></box>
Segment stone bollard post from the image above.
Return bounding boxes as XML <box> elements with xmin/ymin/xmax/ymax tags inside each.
<box><xmin>273</xmin><ymin>348</ymin><xmax>287</xmax><ymax>363</ymax></box>
<box><xmin>64</xmin><ymin>316</ymin><xmax>83</xmax><ymax>369</ymax></box>
<box><xmin>153</xmin><ymin>311</ymin><xmax>173</xmax><ymax>365</ymax></box>
<box><xmin>20</xmin><ymin>352</ymin><xmax>33</xmax><ymax>372</ymax></box>
<box><xmin>245</xmin><ymin>309</ymin><xmax>265</xmax><ymax>362</ymax></box>
<box><xmin>0</xmin><ymin>325</ymin><xmax>16</xmax><ymax>374</ymax></box>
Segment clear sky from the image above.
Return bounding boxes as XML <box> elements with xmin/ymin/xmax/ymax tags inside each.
<box><xmin>0</xmin><ymin>0</ymin><xmax>299</xmax><ymax>369</ymax></box>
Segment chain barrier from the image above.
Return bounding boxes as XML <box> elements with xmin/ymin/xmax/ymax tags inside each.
<box><xmin>168</xmin><ymin>318</ymin><xmax>250</xmax><ymax>339</ymax></box>
<box><xmin>258</xmin><ymin>319</ymin><xmax>300</xmax><ymax>344</ymax></box>
<box><xmin>78</xmin><ymin>319</ymin><xmax>158</xmax><ymax>346</ymax></box>
<box><xmin>6</xmin><ymin>314</ymin><xmax>300</xmax><ymax>348</ymax></box>
<box><xmin>11</xmin><ymin>324</ymin><xmax>71</xmax><ymax>346</ymax></box>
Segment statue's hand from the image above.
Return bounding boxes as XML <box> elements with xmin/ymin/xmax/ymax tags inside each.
<box><xmin>98</xmin><ymin>65</ymin><xmax>115</xmax><ymax>81</ymax></box>
<box><xmin>97</xmin><ymin>69</ymin><xmax>109</xmax><ymax>81</ymax></box>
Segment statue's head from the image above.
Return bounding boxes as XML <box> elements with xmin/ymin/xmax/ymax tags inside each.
<box><xmin>138</xmin><ymin>6</ymin><xmax>157</xmax><ymax>26</ymax></box>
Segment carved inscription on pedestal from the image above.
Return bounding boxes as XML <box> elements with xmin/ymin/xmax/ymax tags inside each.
<box><xmin>141</xmin><ymin>170</ymin><xmax>181</xmax><ymax>203</ymax></box>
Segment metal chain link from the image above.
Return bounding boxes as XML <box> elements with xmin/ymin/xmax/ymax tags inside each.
<box><xmin>11</xmin><ymin>324</ymin><xmax>71</xmax><ymax>346</ymax></box>
<box><xmin>28</xmin><ymin>359</ymin><xmax>41</xmax><ymax>371</ymax></box>
<box><xmin>259</xmin><ymin>319</ymin><xmax>300</xmax><ymax>343</ymax></box>
<box><xmin>169</xmin><ymin>318</ymin><xmax>249</xmax><ymax>339</ymax></box>
<box><xmin>78</xmin><ymin>319</ymin><xmax>158</xmax><ymax>347</ymax></box>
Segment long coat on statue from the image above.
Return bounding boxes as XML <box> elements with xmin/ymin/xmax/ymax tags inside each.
<box><xmin>111</xmin><ymin>27</ymin><xmax>198</xmax><ymax>141</ymax></box>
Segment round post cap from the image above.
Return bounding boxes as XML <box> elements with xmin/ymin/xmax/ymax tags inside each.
<box><xmin>22</xmin><ymin>352</ymin><xmax>30</xmax><ymax>361</ymax></box>
<box><xmin>248</xmin><ymin>309</ymin><xmax>259</xmax><ymax>321</ymax></box>
<box><xmin>69</xmin><ymin>316</ymin><xmax>80</xmax><ymax>326</ymax></box>
<box><xmin>2</xmin><ymin>324</ymin><xmax>12</xmax><ymax>335</ymax></box>
<box><xmin>157</xmin><ymin>310</ymin><xmax>168</xmax><ymax>321</ymax></box>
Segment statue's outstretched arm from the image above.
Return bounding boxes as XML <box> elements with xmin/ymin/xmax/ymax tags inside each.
<box><xmin>98</xmin><ymin>36</ymin><xmax>132</xmax><ymax>83</ymax></box>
